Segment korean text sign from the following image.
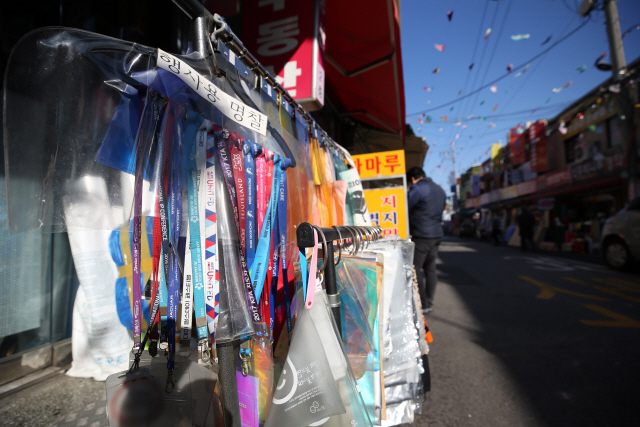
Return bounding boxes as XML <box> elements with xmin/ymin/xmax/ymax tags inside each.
<box><xmin>156</xmin><ymin>49</ymin><xmax>268</xmax><ymax>136</ymax></box>
<box><xmin>365</xmin><ymin>187</ymin><xmax>408</xmax><ymax>239</ymax></box>
<box><xmin>352</xmin><ymin>150</ymin><xmax>406</xmax><ymax>179</ymax></box>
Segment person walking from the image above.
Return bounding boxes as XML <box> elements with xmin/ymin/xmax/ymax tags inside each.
<box><xmin>517</xmin><ymin>206</ymin><xmax>536</xmax><ymax>252</ymax></box>
<box><xmin>491</xmin><ymin>214</ymin><xmax>502</xmax><ymax>246</ymax></box>
<box><xmin>407</xmin><ymin>167</ymin><xmax>446</xmax><ymax>315</ymax></box>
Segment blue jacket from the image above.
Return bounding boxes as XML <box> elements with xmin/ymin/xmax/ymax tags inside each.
<box><xmin>408</xmin><ymin>178</ymin><xmax>446</xmax><ymax>239</ymax></box>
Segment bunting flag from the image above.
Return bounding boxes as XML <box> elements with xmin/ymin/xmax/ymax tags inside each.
<box><xmin>426</xmin><ymin>115</ymin><xmax>432</xmax><ymax>123</ymax></box>
<box><xmin>423</xmin><ymin>86</ymin><xmax>432</xmax><ymax>91</ymax></box>
<box><xmin>511</xmin><ymin>34</ymin><xmax>530</xmax><ymax>41</ymax></box>
<box><xmin>493</xmin><ymin>104</ymin><xmax>498</xmax><ymax>111</ymax></box>
<box><xmin>447</xmin><ymin>10</ymin><xmax>453</xmax><ymax>21</ymax></box>
<box><xmin>434</xmin><ymin>44</ymin><xmax>445</xmax><ymax>52</ymax></box>
<box><xmin>441</xmin><ymin>116</ymin><xmax>448</xmax><ymax>121</ymax></box>
<box><xmin>541</xmin><ymin>35</ymin><xmax>552</xmax><ymax>45</ymax></box>
<box><xmin>484</xmin><ymin>28</ymin><xmax>492</xmax><ymax>40</ymax></box>
<box><xmin>514</xmin><ymin>63</ymin><xmax>531</xmax><ymax>77</ymax></box>
<box><xmin>457</xmin><ymin>90</ymin><xmax>462</xmax><ymax>96</ymax></box>
<box><xmin>490</xmin><ymin>85</ymin><xmax>497</xmax><ymax>93</ymax></box>
<box><xmin>488</xmin><ymin>123</ymin><xmax>496</xmax><ymax>128</ymax></box>
<box><xmin>507</xmin><ymin>63</ymin><xmax>513</xmax><ymax>73</ymax></box>
<box><xmin>469</xmin><ymin>63</ymin><xmax>474</xmax><ymax>70</ymax></box>
<box><xmin>433</xmin><ymin>68</ymin><xmax>441</xmax><ymax>74</ymax></box>
<box><xmin>576</xmin><ymin>64</ymin><xmax>588</xmax><ymax>73</ymax></box>
<box><xmin>454</xmin><ymin>120</ymin><xmax>461</xmax><ymax>126</ymax></box>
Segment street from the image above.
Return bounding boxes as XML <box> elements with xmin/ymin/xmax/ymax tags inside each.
<box><xmin>415</xmin><ymin>237</ymin><xmax>640</xmax><ymax>427</ymax></box>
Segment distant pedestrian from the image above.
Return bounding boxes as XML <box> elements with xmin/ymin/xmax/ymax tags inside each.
<box><xmin>407</xmin><ymin>167</ymin><xmax>447</xmax><ymax>315</ymax></box>
<box><xmin>517</xmin><ymin>206</ymin><xmax>536</xmax><ymax>252</ymax></box>
<box><xmin>491</xmin><ymin>215</ymin><xmax>502</xmax><ymax>246</ymax></box>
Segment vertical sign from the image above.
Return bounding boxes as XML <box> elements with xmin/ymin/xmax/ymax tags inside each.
<box><xmin>242</xmin><ymin>0</ymin><xmax>325</xmax><ymax>111</ymax></box>
<box><xmin>509</xmin><ymin>125</ymin><xmax>526</xmax><ymax>166</ymax></box>
<box><xmin>365</xmin><ymin>188</ymin><xmax>408</xmax><ymax>239</ymax></box>
<box><xmin>528</xmin><ymin>121</ymin><xmax>549</xmax><ymax>172</ymax></box>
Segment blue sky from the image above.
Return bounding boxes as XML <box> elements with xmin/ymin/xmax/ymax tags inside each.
<box><xmin>400</xmin><ymin>0</ymin><xmax>640</xmax><ymax>193</ymax></box>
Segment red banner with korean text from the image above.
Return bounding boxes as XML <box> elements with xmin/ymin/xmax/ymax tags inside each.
<box><xmin>242</xmin><ymin>0</ymin><xmax>325</xmax><ymax>110</ymax></box>
<box><xmin>509</xmin><ymin>126</ymin><xmax>526</xmax><ymax>166</ymax></box>
<box><xmin>528</xmin><ymin>121</ymin><xmax>549</xmax><ymax>172</ymax></box>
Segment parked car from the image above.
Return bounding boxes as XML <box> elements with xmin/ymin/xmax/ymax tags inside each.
<box><xmin>601</xmin><ymin>197</ymin><xmax>640</xmax><ymax>270</ymax></box>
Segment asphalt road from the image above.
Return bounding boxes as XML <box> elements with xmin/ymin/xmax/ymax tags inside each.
<box><xmin>415</xmin><ymin>237</ymin><xmax>640</xmax><ymax>427</ymax></box>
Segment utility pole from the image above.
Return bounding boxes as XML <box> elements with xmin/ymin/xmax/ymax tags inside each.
<box><xmin>581</xmin><ymin>0</ymin><xmax>636</xmax><ymax>200</ymax></box>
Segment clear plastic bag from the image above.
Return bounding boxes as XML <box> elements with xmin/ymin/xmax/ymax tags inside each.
<box><xmin>213</xmin><ymin>158</ymin><xmax>254</xmax><ymax>343</ymax></box>
<box><xmin>3</xmin><ymin>27</ymin><xmax>313</xmax><ymax>234</ymax></box>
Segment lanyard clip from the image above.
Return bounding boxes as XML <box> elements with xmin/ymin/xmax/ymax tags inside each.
<box><xmin>239</xmin><ymin>340</ymin><xmax>251</xmax><ymax>377</ymax></box>
<box><xmin>198</xmin><ymin>338</ymin><xmax>212</xmax><ymax>364</ymax></box>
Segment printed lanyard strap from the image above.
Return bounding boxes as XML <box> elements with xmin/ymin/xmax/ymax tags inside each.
<box><xmin>214</xmin><ymin>129</ymin><xmax>261</xmax><ymax>324</ymax></box>
<box><xmin>250</xmin><ymin>154</ymin><xmax>282</xmax><ymax>303</ymax></box>
<box><xmin>204</xmin><ymin>129</ymin><xmax>219</xmax><ymax>342</ymax></box>
<box><xmin>244</xmin><ymin>141</ymin><xmax>261</xmax><ymax>268</ymax></box>
<box><xmin>184</xmin><ymin>113</ymin><xmax>207</xmax><ymax>341</ymax></box>
<box><xmin>228</xmin><ymin>134</ymin><xmax>248</xmax><ymax>255</ymax></box>
<box><xmin>278</xmin><ymin>158</ymin><xmax>293</xmax><ymax>334</ymax></box>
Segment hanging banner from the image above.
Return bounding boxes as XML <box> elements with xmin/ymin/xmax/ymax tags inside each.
<box><xmin>528</xmin><ymin>121</ymin><xmax>549</xmax><ymax>172</ymax></box>
<box><xmin>352</xmin><ymin>150</ymin><xmax>406</xmax><ymax>179</ymax></box>
<box><xmin>491</xmin><ymin>143</ymin><xmax>503</xmax><ymax>172</ymax></box>
<box><xmin>242</xmin><ymin>0</ymin><xmax>326</xmax><ymax>111</ymax></box>
<box><xmin>364</xmin><ymin>187</ymin><xmax>408</xmax><ymax>239</ymax></box>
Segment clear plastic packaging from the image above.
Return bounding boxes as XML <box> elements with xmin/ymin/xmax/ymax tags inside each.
<box><xmin>3</xmin><ymin>27</ymin><xmax>313</xmax><ymax>234</ymax></box>
<box><xmin>213</xmin><ymin>159</ymin><xmax>254</xmax><ymax>342</ymax></box>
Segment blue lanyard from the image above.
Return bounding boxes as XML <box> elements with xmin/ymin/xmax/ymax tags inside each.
<box><xmin>278</xmin><ymin>158</ymin><xmax>293</xmax><ymax>335</ymax></box>
<box><xmin>243</xmin><ymin>141</ymin><xmax>261</xmax><ymax>268</ymax></box>
<box><xmin>184</xmin><ymin>112</ymin><xmax>207</xmax><ymax>340</ymax></box>
<box><xmin>300</xmin><ymin>249</ymin><xmax>308</xmax><ymax>303</ymax></box>
<box><xmin>250</xmin><ymin>154</ymin><xmax>282</xmax><ymax>303</ymax></box>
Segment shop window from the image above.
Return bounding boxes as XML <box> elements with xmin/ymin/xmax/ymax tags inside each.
<box><xmin>564</xmin><ymin>135</ymin><xmax>579</xmax><ymax>163</ymax></box>
<box><xmin>607</xmin><ymin>117</ymin><xmax>624</xmax><ymax>148</ymax></box>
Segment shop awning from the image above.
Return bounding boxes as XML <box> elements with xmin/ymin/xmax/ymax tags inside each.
<box><xmin>325</xmin><ymin>0</ymin><xmax>405</xmax><ymax>141</ymax></box>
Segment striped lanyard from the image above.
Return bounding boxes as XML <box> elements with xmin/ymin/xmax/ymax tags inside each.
<box><xmin>204</xmin><ymin>128</ymin><xmax>219</xmax><ymax>343</ymax></box>
<box><xmin>214</xmin><ymin>128</ymin><xmax>261</xmax><ymax>324</ymax></box>
<box><xmin>228</xmin><ymin>134</ymin><xmax>248</xmax><ymax>254</ymax></box>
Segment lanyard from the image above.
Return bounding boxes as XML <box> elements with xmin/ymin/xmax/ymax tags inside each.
<box><xmin>184</xmin><ymin>112</ymin><xmax>207</xmax><ymax>341</ymax></box>
<box><xmin>300</xmin><ymin>249</ymin><xmax>308</xmax><ymax>301</ymax></box>
<box><xmin>166</xmin><ymin>112</ymin><xmax>184</xmax><ymax>376</ymax></box>
<box><xmin>181</xmin><ymin>229</ymin><xmax>194</xmax><ymax>341</ymax></box>
<box><xmin>278</xmin><ymin>158</ymin><xmax>293</xmax><ymax>334</ymax></box>
<box><xmin>244</xmin><ymin>141</ymin><xmax>261</xmax><ymax>268</ymax></box>
<box><xmin>256</xmin><ymin>151</ymin><xmax>267</xmax><ymax>233</ymax></box>
<box><xmin>214</xmin><ymin>129</ymin><xmax>261</xmax><ymax>324</ymax></box>
<box><xmin>204</xmin><ymin>129</ymin><xmax>219</xmax><ymax>342</ymax></box>
<box><xmin>250</xmin><ymin>154</ymin><xmax>282</xmax><ymax>304</ymax></box>
<box><xmin>228</xmin><ymin>134</ymin><xmax>248</xmax><ymax>255</ymax></box>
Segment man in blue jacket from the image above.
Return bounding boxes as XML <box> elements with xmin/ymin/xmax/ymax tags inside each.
<box><xmin>407</xmin><ymin>167</ymin><xmax>447</xmax><ymax>315</ymax></box>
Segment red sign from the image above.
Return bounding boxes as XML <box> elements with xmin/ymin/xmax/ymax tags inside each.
<box><xmin>242</xmin><ymin>0</ymin><xmax>325</xmax><ymax>110</ymax></box>
<box><xmin>509</xmin><ymin>126</ymin><xmax>526</xmax><ymax>166</ymax></box>
<box><xmin>544</xmin><ymin>167</ymin><xmax>571</xmax><ymax>188</ymax></box>
<box><xmin>528</xmin><ymin>121</ymin><xmax>549</xmax><ymax>172</ymax></box>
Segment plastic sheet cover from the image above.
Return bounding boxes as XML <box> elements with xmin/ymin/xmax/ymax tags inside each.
<box><xmin>3</xmin><ymin>28</ymin><xmax>312</xmax><ymax>233</ymax></box>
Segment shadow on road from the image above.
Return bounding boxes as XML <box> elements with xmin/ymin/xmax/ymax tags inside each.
<box><xmin>422</xmin><ymin>236</ymin><xmax>640</xmax><ymax>427</ymax></box>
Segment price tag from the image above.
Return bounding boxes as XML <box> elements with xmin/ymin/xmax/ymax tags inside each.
<box><xmin>157</xmin><ymin>49</ymin><xmax>268</xmax><ymax>136</ymax></box>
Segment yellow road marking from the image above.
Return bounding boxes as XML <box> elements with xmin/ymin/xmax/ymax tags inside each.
<box><xmin>580</xmin><ymin>304</ymin><xmax>640</xmax><ymax>328</ymax></box>
<box><xmin>592</xmin><ymin>278</ymin><xmax>640</xmax><ymax>293</ymax></box>
<box><xmin>564</xmin><ymin>277</ymin><xmax>640</xmax><ymax>303</ymax></box>
<box><xmin>519</xmin><ymin>276</ymin><xmax>611</xmax><ymax>301</ymax></box>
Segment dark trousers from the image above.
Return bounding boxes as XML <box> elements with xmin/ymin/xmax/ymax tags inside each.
<box><xmin>520</xmin><ymin>231</ymin><xmax>535</xmax><ymax>252</ymax></box>
<box><xmin>492</xmin><ymin>229</ymin><xmax>502</xmax><ymax>246</ymax></box>
<box><xmin>413</xmin><ymin>237</ymin><xmax>442</xmax><ymax>310</ymax></box>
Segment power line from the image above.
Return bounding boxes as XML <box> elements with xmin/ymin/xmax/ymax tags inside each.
<box><xmin>407</xmin><ymin>19</ymin><xmax>590</xmax><ymax>117</ymax></box>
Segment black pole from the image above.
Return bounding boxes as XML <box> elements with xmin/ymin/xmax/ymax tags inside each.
<box><xmin>324</xmin><ymin>242</ymin><xmax>342</xmax><ymax>338</ymax></box>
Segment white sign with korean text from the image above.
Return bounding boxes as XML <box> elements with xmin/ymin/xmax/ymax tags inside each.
<box><xmin>157</xmin><ymin>49</ymin><xmax>268</xmax><ymax>136</ymax></box>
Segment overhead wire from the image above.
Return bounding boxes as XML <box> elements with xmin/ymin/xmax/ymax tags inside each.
<box><xmin>406</xmin><ymin>18</ymin><xmax>590</xmax><ymax>117</ymax></box>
